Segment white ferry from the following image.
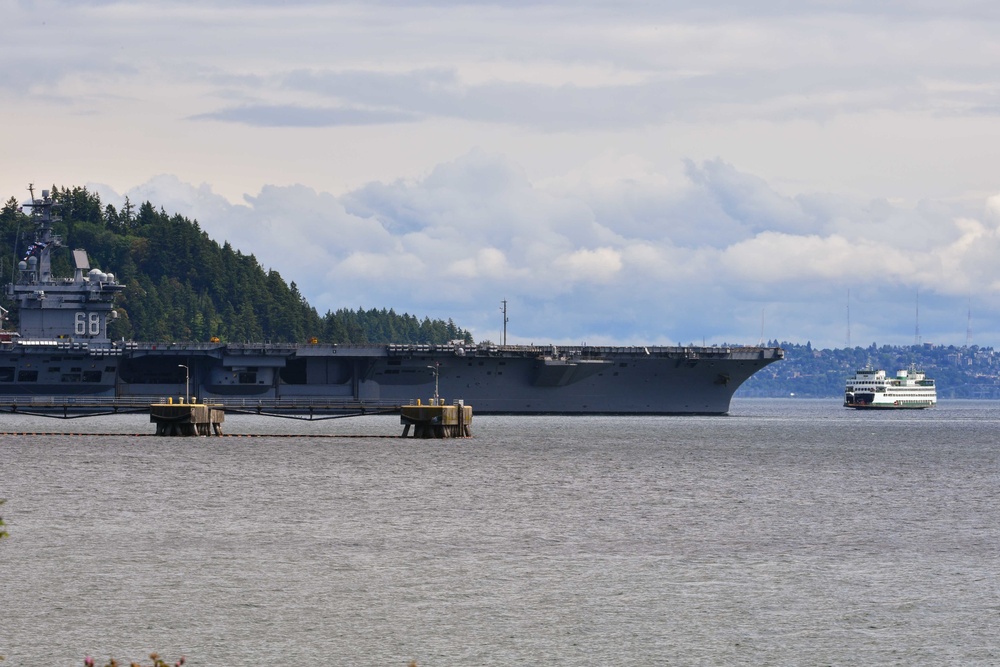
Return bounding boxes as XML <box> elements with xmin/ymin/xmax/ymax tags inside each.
<box><xmin>844</xmin><ymin>367</ymin><xmax>937</xmax><ymax>409</ymax></box>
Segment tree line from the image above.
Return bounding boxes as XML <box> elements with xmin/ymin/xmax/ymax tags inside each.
<box><xmin>0</xmin><ymin>185</ymin><xmax>472</xmax><ymax>345</ymax></box>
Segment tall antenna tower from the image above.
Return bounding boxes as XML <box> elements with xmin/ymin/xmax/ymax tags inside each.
<box><xmin>914</xmin><ymin>290</ymin><xmax>921</xmax><ymax>346</ymax></box>
<box><xmin>846</xmin><ymin>289</ymin><xmax>851</xmax><ymax>348</ymax></box>
<box><xmin>966</xmin><ymin>296</ymin><xmax>973</xmax><ymax>348</ymax></box>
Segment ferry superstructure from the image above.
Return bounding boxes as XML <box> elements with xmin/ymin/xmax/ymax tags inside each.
<box><xmin>0</xmin><ymin>186</ymin><xmax>784</xmax><ymax>415</ymax></box>
<box><xmin>844</xmin><ymin>367</ymin><xmax>937</xmax><ymax>409</ymax></box>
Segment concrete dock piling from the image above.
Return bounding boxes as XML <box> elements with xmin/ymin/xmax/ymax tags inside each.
<box><xmin>400</xmin><ymin>399</ymin><xmax>472</xmax><ymax>438</ymax></box>
<box><xmin>150</xmin><ymin>400</ymin><xmax>225</xmax><ymax>436</ymax></box>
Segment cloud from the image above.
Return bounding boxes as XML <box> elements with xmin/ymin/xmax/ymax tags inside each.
<box><xmin>153</xmin><ymin>7</ymin><xmax>1000</xmax><ymax>133</ymax></box>
<box><xmin>444</xmin><ymin>248</ymin><xmax>518</xmax><ymax>281</ymax></box>
<box><xmin>11</xmin><ymin>1</ymin><xmax>1000</xmax><ymax>130</ymax></box>
<box><xmin>552</xmin><ymin>247</ymin><xmax>623</xmax><ymax>284</ymax></box>
<box><xmin>721</xmin><ymin>232</ymin><xmax>908</xmax><ymax>290</ymax></box>
<box><xmin>684</xmin><ymin>159</ymin><xmax>811</xmax><ymax>234</ymax></box>
<box><xmin>9</xmin><ymin>1</ymin><xmax>1000</xmax><ymax>348</ymax></box>
<box><xmin>5</xmin><ymin>1</ymin><xmax>975</xmax><ymax>134</ymax></box>
<box><xmin>107</xmin><ymin>152</ymin><xmax>1000</xmax><ymax>348</ymax></box>
<box><xmin>190</xmin><ymin>104</ymin><xmax>419</xmax><ymax>127</ymax></box>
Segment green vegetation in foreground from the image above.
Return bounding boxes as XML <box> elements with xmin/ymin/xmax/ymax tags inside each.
<box><xmin>0</xmin><ymin>186</ymin><xmax>472</xmax><ymax>345</ymax></box>
<box><xmin>739</xmin><ymin>340</ymin><xmax>1000</xmax><ymax>399</ymax></box>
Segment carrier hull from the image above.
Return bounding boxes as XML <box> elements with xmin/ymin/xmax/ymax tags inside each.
<box><xmin>0</xmin><ymin>342</ymin><xmax>783</xmax><ymax>415</ymax></box>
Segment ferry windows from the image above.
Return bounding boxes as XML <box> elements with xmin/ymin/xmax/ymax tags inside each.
<box><xmin>238</xmin><ymin>371</ymin><xmax>257</xmax><ymax>384</ymax></box>
<box><xmin>17</xmin><ymin>370</ymin><xmax>38</xmax><ymax>382</ymax></box>
<box><xmin>83</xmin><ymin>371</ymin><xmax>102</xmax><ymax>382</ymax></box>
<box><xmin>0</xmin><ymin>367</ymin><xmax>13</xmax><ymax>382</ymax></box>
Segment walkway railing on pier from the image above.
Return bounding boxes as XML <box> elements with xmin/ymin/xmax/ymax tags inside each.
<box><xmin>0</xmin><ymin>395</ymin><xmax>410</xmax><ymax>419</ymax></box>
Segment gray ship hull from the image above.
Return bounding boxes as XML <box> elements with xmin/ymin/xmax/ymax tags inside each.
<box><xmin>0</xmin><ymin>341</ymin><xmax>782</xmax><ymax>414</ymax></box>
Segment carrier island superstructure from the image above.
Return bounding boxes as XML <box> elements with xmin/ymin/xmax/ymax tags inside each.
<box><xmin>0</xmin><ymin>187</ymin><xmax>783</xmax><ymax>414</ymax></box>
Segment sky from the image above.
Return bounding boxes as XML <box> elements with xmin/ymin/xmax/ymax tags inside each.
<box><xmin>4</xmin><ymin>0</ymin><xmax>1000</xmax><ymax>349</ymax></box>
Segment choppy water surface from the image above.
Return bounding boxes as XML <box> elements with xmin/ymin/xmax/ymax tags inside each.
<box><xmin>2</xmin><ymin>399</ymin><xmax>1000</xmax><ymax>665</ymax></box>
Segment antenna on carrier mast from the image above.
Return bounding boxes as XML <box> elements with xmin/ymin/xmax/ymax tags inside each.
<box><xmin>500</xmin><ymin>299</ymin><xmax>508</xmax><ymax>346</ymax></box>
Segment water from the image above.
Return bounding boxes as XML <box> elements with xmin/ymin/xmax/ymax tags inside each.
<box><xmin>2</xmin><ymin>399</ymin><xmax>999</xmax><ymax>666</ymax></box>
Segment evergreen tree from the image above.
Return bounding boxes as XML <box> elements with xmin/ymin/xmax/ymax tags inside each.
<box><xmin>0</xmin><ymin>184</ymin><xmax>475</xmax><ymax>345</ymax></box>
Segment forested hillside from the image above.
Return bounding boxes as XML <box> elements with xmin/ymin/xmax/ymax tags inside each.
<box><xmin>739</xmin><ymin>340</ymin><xmax>1000</xmax><ymax>399</ymax></box>
<box><xmin>0</xmin><ymin>185</ymin><xmax>472</xmax><ymax>345</ymax></box>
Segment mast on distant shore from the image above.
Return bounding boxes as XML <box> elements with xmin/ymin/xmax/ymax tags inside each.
<box><xmin>966</xmin><ymin>296</ymin><xmax>973</xmax><ymax>348</ymax></box>
<box><xmin>846</xmin><ymin>289</ymin><xmax>851</xmax><ymax>348</ymax></box>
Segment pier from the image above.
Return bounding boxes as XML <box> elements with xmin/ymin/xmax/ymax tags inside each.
<box><xmin>149</xmin><ymin>400</ymin><xmax>225</xmax><ymax>436</ymax></box>
<box><xmin>0</xmin><ymin>395</ymin><xmax>405</xmax><ymax>419</ymax></box>
<box><xmin>400</xmin><ymin>399</ymin><xmax>473</xmax><ymax>438</ymax></box>
<box><xmin>0</xmin><ymin>395</ymin><xmax>472</xmax><ymax>438</ymax></box>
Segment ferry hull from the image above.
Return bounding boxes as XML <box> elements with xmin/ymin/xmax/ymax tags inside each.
<box><xmin>844</xmin><ymin>401</ymin><xmax>935</xmax><ymax>410</ymax></box>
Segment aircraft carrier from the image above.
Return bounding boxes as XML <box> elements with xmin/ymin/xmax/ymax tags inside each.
<box><xmin>0</xmin><ymin>187</ymin><xmax>783</xmax><ymax>415</ymax></box>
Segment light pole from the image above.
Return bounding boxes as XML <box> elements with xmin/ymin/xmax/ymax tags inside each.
<box><xmin>426</xmin><ymin>363</ymin><xmax>439</xmax><ymax>403</ymax></box>
<box><xmin>178</xmin><ymin>364</ymin><xmax>189</xmax><ymax>404</ymax></box>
